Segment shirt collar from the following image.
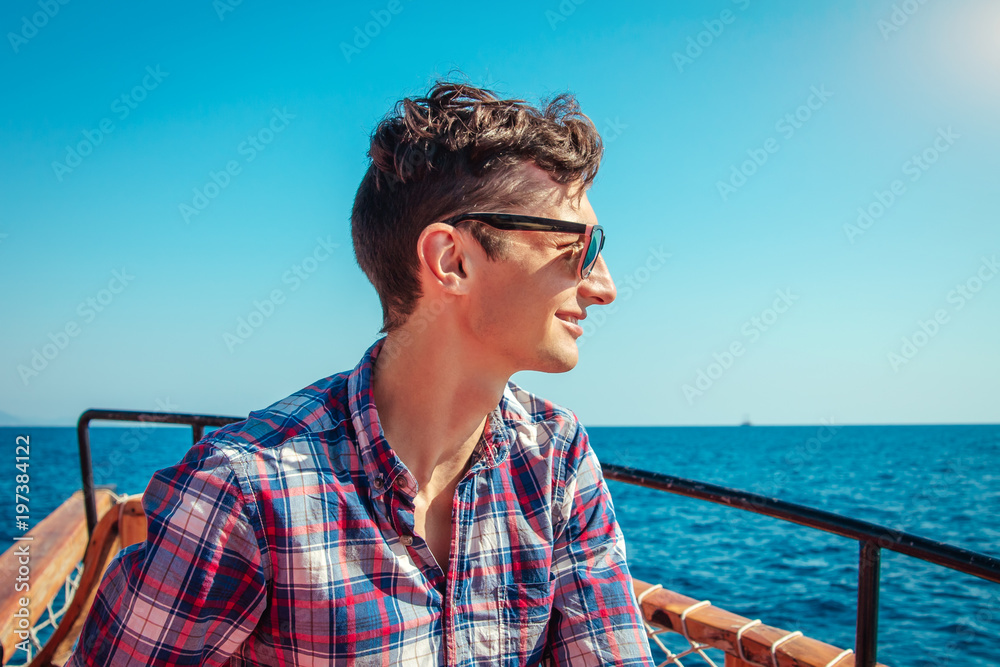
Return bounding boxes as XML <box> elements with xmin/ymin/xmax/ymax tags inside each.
<box><xmin>474</xmin><ymin>403</ymin><xmax>510</xmax><ymax>469</ymax></box>
<box><xmin>347</xmin><ymin>338</ymin><xmax>512</xmax><ymax>498</ymax></box>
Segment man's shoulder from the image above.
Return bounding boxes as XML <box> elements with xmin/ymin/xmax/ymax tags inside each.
<box><xmin>501</xmin><ymin>381</ymin><xmax>587</xmax><ymax>454</ymax></box>
<box><xmin>199</xmin><ymin>371</ymin><xmax>353</xmax><ymax>459</ymax></box>
<box><xmin>500</xmin><ymin>383</ymin><xmax>602</xmax><ymax>517</ymax></box>
<box><xmin>503</xmin><ymin>381</ymin><xmax>579</xmax><ymax>425</ymax></box>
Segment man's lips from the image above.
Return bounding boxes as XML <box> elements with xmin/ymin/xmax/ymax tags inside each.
<box><xmin>555</xmin><ymin>312</ymin><xmax>586</xmax><ymax>337</ymax></box>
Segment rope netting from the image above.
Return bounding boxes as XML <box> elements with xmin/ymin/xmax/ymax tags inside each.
<box><xmin>636</xmin><ymin>584</ymin><xmax>854</xmax><ymax>667</ymax></box>
<box><xmin>6</xmin><ymin>492</ymin><xmax>135</xmax><ymax>666</ymax></box>
<box><xmin>638</xmin><ymin>584</ymin><xmax>724</xmax><ymax>667</ymax></box>
<box><xmin>7</xmin><ymin>561</ymin><xmax>85</xmax><ymax>666</ymax></box>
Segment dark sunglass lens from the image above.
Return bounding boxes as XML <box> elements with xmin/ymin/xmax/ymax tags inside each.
<box><xmin>581</xmin><ymin>228</ymin><xmax>603</xmax><ymax>278</ymax></box>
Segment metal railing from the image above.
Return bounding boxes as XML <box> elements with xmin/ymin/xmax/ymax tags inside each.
<box><xmin>601</xmin><ymin>464</ymin><xmax>1000</xmax><ymax>667</ymax></box>
<box><xmin>76</xmin><ymin>409</ymin><xmax>240</xmax><ymax>534</ymax></box>
<box><xmin>77</xmin><ymin>410</ymin><xmax>1000</xmax><ymax>667</ymax></box>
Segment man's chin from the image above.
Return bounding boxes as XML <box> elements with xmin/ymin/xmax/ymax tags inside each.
<box><xmin>530</xmin><ymin>344</ymin><xmax>579</xmax><ymax>374</ymax></box>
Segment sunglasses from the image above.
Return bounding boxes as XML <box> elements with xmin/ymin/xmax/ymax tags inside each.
<box><xmin>441</xmin><ymin>212</ymin><xmax>606</xmax><ymax>280</ymax></box>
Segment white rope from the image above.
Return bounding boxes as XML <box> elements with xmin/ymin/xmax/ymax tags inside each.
<box><xmin>823</xmin><ymin>649</ymin><xmax>854</xmax><ymax>667</ymax></box>
<box><xmin>634</xmin><ymin>583</ymin><xmax>851</xmax><ymax>667</ymax></box>
<box><xmin>11</xmin><ymin>560</ymin><xmax>87</xmax><ymax>664</ymax></box>
<box><xmin>678</xmin><ymin>600</ymin><xmax>711</xmax><ymax>644</ymax></box>
<box><xmin>635</xmin><ymin>592</ymin><xmax>721</xmax><ymax>667</ymax></box>
<box><xmin>770</xmin><ymin>630</ymin><xmax>803</xmax><ymax>667</ymax></box>
<box><xmin>108</xmin><ymin>489</ymin><xmax>133</xmax><ymax>503</ymax></box>
<box><xmin>735</xmin><ymin>618</ymin><xmax>762</xmax><ymax>662</ymax></box>
<box><xmin>637</xmin><ymin>583</ymin><xmax>664</xmax><ymax>605</ymax></box>
<box><xmin>642</xmin><ymin>625</ymin><xmax>684</xmax><ymax>667</ymax></box>
<box><xmin>677</xmin><ymin>601</ymin><xmax>720</xmax><ymax>667</ymax></box>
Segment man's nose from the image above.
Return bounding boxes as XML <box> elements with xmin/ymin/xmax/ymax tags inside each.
<box><xmin>580</xmin><ymin>255</ymin><xmax>616</xmax><ymax>305</ymax></box>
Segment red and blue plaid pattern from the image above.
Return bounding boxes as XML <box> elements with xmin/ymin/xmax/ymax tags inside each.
<box><xmin>68</xmin><ymin>339</ymin><xmax>654</xmax><ymax>665</ymax></box>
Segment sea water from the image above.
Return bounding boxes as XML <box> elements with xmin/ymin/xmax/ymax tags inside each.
<box><xmin>2</xmin><ymin>424</ymin><xmax>997</xmax><ymax>666</ymax></box>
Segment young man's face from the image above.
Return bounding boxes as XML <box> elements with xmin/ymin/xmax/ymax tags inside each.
<box><xmin>465</xmin><ymin>163</ymin><xmax>617</xmax><ymax>375</ymax></box>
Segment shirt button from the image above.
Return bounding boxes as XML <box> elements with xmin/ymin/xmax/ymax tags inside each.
<box><xmin>394</xmin><ymin>476</ymin><xmax>407</xmax><ymax>489</ymax></box>
<box><xmin>373</xmin><ymin>477</ymin><xmax>384</xmax><ymax>490</ymax></box>
<box><xmin>400</xmin><ymin>535</ymin><xmax>413</xmax><ymax>546</ymax></box>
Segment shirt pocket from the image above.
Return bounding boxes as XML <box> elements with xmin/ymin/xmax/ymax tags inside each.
<box><xmin>500</xmin><ymin>579</ymin><xmax>554</xmax><ymax>664</ymax></box>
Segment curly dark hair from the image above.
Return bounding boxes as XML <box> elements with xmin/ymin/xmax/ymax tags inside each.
<box><xmin>351</xmin><ymin>78</ymin><xmax>604</xmax><ymax>333</ymax></box>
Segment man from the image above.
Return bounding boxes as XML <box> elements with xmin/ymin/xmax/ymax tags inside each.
<box><xmin>69</xmin><ymin>80</ymin><xmax>654</xmax><ymax>666</ymax></box>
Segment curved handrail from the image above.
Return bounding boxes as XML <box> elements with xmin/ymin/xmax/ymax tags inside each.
<box><xmin>631</xmin><ymin>579</ymin><xmax>887</xmax><ymax>667</ymax></box>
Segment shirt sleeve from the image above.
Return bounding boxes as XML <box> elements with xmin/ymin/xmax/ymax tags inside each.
<box><xmin>66</xmin><ymin>443</ymin><xmax>269</xmax><ymax>666</ymax></box>
<box><xmin>546</xmin><ymin>424</ymin><xmax>654</xmax><ymax>666</ymax></box>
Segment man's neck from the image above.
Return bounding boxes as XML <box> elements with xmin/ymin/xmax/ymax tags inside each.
<box><xmin>371</xmin><ymin>323</ymin><xmax>509</xmax><ymax>495</ymax></box>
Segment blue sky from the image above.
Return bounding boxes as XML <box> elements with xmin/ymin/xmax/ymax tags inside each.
<box><xmin>2</xmin><ymin>0</ymin><xmax>998</xmax><ymax>426</ymax></box>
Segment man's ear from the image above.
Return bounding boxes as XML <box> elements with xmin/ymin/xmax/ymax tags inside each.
<box><xmin>417</xmin><ymin>223</ymin><xmax>477</xmax><ymax>294</ymax></box>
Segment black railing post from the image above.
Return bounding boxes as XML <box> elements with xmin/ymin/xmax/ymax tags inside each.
<box><xmin>76</xmin><ymin>411</ymin><xmax>99</xmax><ymax>535</ymax></box>
<box><xmin>76</xmin><ymin>409</ymin><xmax>243</xmax><ymax>538</ymax></box>
<box><xmin>855</xmin><ymin>540</ymin><xmax>881</xmax><ymax>667</ymax></box>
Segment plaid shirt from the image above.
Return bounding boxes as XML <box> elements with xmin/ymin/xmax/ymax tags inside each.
<box><xmin>69</xmin><ymin>339</ymin><xmax>653</xmax><ymax>666</ymax></box>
